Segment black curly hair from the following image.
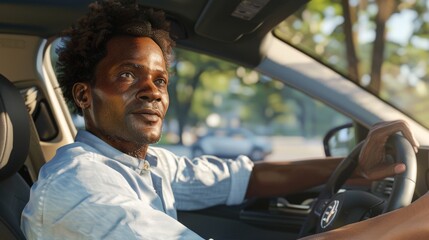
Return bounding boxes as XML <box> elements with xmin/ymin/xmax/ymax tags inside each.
<box><xmin>56</xmin><ymin>0</ymin><xmax>175</xmax><ymax>115</ymax></box>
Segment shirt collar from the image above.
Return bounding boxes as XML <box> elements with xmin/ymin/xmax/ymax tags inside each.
<box><xmin>75</xmin><ymin>130</ymin><xmax>158</xmax><ymax>171</ymax></box>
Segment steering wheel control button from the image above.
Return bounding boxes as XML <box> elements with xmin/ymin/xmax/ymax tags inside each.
<box><xmin>314</xmin><ymin>199</ymin><xmax>330</xmax><ymax>216</ymax></box>
<box><xmin>321</xmin><ymin>200</ymin><xmax>339</xmax><ymax>229</ymax></box>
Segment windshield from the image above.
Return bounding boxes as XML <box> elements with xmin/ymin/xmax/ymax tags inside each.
<box><xmin>274</xmin><ymin>0</ymin><xmax>429</xmax><ymax>128</ymax></box>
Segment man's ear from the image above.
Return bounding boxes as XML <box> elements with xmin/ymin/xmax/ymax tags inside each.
<box><xmin>72</xmin><ymin>82</ymin><xmax>91</xmax><ymax>110</ymax></box>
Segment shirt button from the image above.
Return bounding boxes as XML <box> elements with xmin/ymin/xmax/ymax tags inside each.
<box><xmin>143</xmin><ymin>160</ymin><xmax>150</xmax><ymax>171</ymax></box>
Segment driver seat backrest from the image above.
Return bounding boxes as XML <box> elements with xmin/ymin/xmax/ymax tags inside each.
<box><xmin>0</xmin><ymin>74</ymin><xmax>30</xmax><ymax>240</ymax></box>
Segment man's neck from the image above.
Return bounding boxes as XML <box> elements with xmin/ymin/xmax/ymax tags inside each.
<box><xmin>88</xmin><ymin>129</ymin><xmax>149</xmax><ymax>159</ymax></box>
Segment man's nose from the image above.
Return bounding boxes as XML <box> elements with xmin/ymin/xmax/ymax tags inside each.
<box><xmin>136</xmin><ymin>80</ymin><xmax>162</xmax><ymax>102</ymax></box>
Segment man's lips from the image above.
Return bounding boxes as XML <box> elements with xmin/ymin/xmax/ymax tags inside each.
<box><xmin>131</xmin><ymin>108</ymin><xmax>162</xmax><ymax>121</ymax></box>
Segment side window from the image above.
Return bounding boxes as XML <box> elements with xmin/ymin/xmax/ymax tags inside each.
<box><xmin>49</xmin><ymin>38</ymin><xmax>86</xmax><ymax>131</ymax></box>
<box><xmin>156</xmin><ymin>48</ymin><xmax>352</xmax><ymax>161</ymax></box>
<box><xmin>50</xmin><ymin>40</ymin><xmax>352</xmax><ymax>161</ymax></box>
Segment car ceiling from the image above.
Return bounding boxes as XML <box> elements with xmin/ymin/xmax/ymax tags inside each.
<box><xmin>0</xmin><ymin>0</ymin><xmax>309</xmax><ymax>67</ymax></box>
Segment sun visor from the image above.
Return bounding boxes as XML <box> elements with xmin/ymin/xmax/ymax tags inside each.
<box><xmin>194</xmin><ymin>0</ymin><xmax>309</xmax><ymax>42</ymax></box>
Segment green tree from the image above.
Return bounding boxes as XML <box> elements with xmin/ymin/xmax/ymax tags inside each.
<box><xmin>167</xmin><ymin>49</ymin><xmax>237</xmax><ymax>144</ymax></box>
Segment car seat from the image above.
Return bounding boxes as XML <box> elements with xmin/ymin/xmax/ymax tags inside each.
<box><xmin>0</xmin><ymin>74</ymin><xmax>30</xmax><ymax>240</ymax></box>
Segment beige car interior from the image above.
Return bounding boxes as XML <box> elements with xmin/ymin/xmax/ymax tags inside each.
<box><xmin>0</xmin><ymin>34</ymin><xmax>78</xmax><ymax>239</ymax></box>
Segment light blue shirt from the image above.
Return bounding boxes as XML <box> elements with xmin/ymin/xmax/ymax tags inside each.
<box><xmin>21</xmin><ymin>130</ymin><xmax>254</xmax><ymax>239</ymax></box>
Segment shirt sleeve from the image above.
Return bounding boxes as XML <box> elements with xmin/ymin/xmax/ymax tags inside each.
<box><xmin>21</xmin><ymin>159</ymin><xmax>204</xmax><ymax>240</ymax></box>
<box><xmin>151</xmin><ymin>148</ymin><xmax>254</xmax><ymax>211</ymax></box>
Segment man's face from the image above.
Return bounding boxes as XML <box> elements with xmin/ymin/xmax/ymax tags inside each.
<box><xmin>82</xmin><ymin>36</ymin><xmax>169</xmax><ymax>152</ymax></box>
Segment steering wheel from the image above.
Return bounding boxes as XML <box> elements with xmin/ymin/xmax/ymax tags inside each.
<box><xmin>299</xmin><ymin>133</ymin><xmax>417</xmax><ymax>237</ymax></box>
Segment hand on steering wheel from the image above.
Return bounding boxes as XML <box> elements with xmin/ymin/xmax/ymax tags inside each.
<box><xmin>299</xmin><ymin>120</ymin><xmax>418</xmax><ymax>238</ymax></box>
<box><xmin>358</xmin><ymin>120</ymin><xmax>419</xmax><ymax>180</ymax></box>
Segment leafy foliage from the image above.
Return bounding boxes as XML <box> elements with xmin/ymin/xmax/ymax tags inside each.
<box><xmin>274</xmin><ymin>0</ymin><xmax>429</xmax><ymax>128</ymax></box>
<box><xmin>165</xmin><ymin>48</ymin><xmax>350</xmax><ymax>144</ymax></box>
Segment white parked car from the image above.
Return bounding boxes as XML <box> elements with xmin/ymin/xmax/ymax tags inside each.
<box><xmin>191</xmin><ymin>128</ymin><xmax>272</xmax><ymax>161</ymax></box>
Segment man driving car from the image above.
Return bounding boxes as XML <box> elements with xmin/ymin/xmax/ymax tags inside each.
<box><xmin>21</xmin><ymin>0</ymin><xmax>423</xmax><ymax>239</ymax></box>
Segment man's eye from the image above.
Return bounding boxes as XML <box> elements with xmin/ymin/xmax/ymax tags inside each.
<box><xmin>119</xmin><ymin>72</ymin><xmax>135</xmax><ymax>79</ymax></box>
<box><xmin>154</xmin><ymin>78</ymin><xmax>167</xmax><ymax>86</ymax></box>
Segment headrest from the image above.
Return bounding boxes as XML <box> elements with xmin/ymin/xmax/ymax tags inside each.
<box><xmin>0</xmin><ymin>74</ymin><xmax>30</xmax><ymax>180</ymax></box>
